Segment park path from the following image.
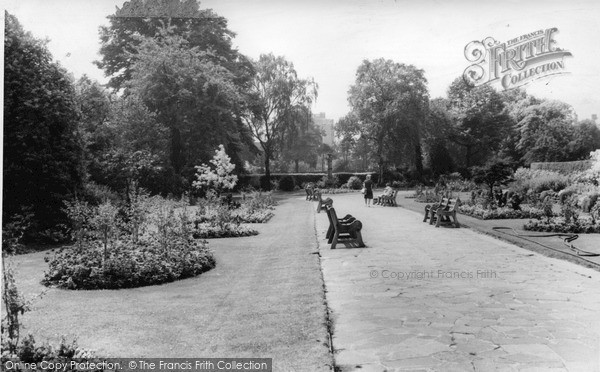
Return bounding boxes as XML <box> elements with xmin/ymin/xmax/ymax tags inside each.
<box><xmin>315</xmin><ymin>193</ymin><xmax>600</xmax><ymax>372</ymax></box>
<box><xmin>13</xmin><ymin>195</ymin><xmax>331</xmax><ymax>371</ymax></box>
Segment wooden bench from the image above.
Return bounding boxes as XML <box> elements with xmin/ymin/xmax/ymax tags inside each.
<box><xmin>423</xmin><ymin>197</ymin><xmax>448</xmax><ymax>223</ymax></box>
<box><xmin>315</xmin><ymin>190</ymin><xmax>333</xmax><ymax>213</ymax></box>
<box><xmin>325</xmin><ymin>207</ymin><xmax>355</xmax><ymax>242</ymax></box>
<box><xmin>426</xmin><ymin>197</ymin><xmax>460</xmax><ymax>228</ymax></box>
<box><xmin>434</xmin><ymin>198</ymin><xmax>460</xmax><ymax>228</ymax></box>
<box><xmin>379</xmin><ymin>189</ymin><xmax>398</xmax><ymax>207</ymax></box>
<box><xmin>305</xmin><ymin>187</ymin><xmax>316</xmax><ymax>201</ymax></box>
<box><xmin>326</xmin><ymin>206</ymin><xmax>365</xmax><ymax>249</ymax></box>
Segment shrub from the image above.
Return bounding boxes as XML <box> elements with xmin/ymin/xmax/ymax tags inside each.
<box><xmin>193</xmin><ymin>144</ymin><xmax>238</xmax><ymax>195</ymax></box>
<box><xmin>458</xmin><ymin>204</ymin><xmax>548</xmax><ymax>220</ymax></box>
<box><xmin>524</xmin><ymin>217</ymin><xmax>600</xmax><ymax>233</ymax></box>
<box><xmin>278</xmin><ymin>175</ymin><xmax>295</xmax><ymax>191</ymax></box>
<box><xmin>346</xmin><ymin>176</ymin><xmax>363</xmax><ymax>190</ymax></box>
<box><xmin>2</xmin><ymin>334</ymin><xmax>99</xmax><ymax>369</ymax></box>
<box><xmin>43</xmin><ymin>236</ymin><xmax>215</xmax><ymax>290</ymax></box>
<box><xmin>43</xmin><ymin>199</ymin><xmax>216</xmax><ymax>290</ymax></box>
<box><xmin>511</xmin><ymin>167</ymin><xmax>569</xmax><ymax>195</ymax></box>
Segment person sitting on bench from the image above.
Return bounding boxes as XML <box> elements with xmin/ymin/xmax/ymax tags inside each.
<box><xmin>374</xmin><ymin>183</ymin><xmax>393</xmax><ymax>205</ymax></box>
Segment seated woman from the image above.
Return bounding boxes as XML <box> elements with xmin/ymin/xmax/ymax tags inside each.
<box><xmin>374</xmin><ymin>183</ymin><xmax>393</xmax><ymax>205</ymax></box>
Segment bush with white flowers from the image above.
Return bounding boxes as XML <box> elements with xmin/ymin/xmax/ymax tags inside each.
<box><xmin>193</xmin><ymin>144</ymin><xmax>238</xmax><ymax>196</ymax></box>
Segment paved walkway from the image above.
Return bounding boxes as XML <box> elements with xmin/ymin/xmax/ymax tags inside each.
<box><xmin>315</xmin><ymin>193</ymin><xmax>600</xmax><ymax>372</ymax></box>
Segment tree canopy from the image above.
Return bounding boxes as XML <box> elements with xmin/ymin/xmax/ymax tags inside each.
<box><xmin>4</xmin><ymin>12</ymin><xmax>85</xmax><ymax>239</ymax></box>
<box><xmin>347</xmin><ymin>58</ymin><xmax>429</xmax><ymax>181</ymax></box>
<box><xmin>243</xmin><ymin>53</ymin><xmax>318</xmax><ymax>189</ymax></box>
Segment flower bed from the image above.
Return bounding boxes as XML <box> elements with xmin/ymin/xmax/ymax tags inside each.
<box><xmin>43</xmin><ymin>238</ymin><xmax>215</xmax><ymax>290</ymax></box>
<box><xmin>524</xmin><ymin>218</ymin><xmax>600</xmax><ymax>233</ymax></box>
<box><xmin>458</xmin><ymin>204</ymin><xmax>547</xmax><ymax>220</ymax></box>
<box><xmin>193</xmin><ymin>224</ymin><xmax>258</xmax><ymax>239</ymax></box>
<box><xmin>231</xmin><ymin>208</ymin><xmax>273</xmax><ymax>223</ymax></box>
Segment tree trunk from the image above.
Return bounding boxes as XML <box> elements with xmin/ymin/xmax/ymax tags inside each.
<box><xmin>466</xmin><ymin>145</ymin><xmax>473</xmax><ymax>169</ymax></box>
<box><xmin>295</xmin><ymin>159</ymin><xmax>299</xmax><ymax>173</ymax></box>
<box><xmin>414</xmin><ymin>143</ymin><xmax>424</xmax><ymax>181</ymax></box>
<box><xmin>264</xmin><ymin>155</ymin><xmax>271</xmax><ymax>191</ymax></box>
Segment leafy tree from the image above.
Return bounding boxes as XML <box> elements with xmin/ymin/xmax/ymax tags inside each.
<box><xmin>347</xmin><ymin>59</ymin><xmax>429</xmax><ymax>182</ymax></box>
<box><xmin>447</xmin><ymin>77</ymin><xmax>510</xmax><ymax>168</ymax></box>
<box><xmin>516</xmin><ymin>100</ymin><xmax>576</xmax><ymax>164</ymax></box>
<box><xmin>96</xmin><ymin>0</ymin><xmax>250</xmax><ymax>91</ymax></box>
<box><xmin>126</xmin><ymin>27</ymin><xmax>253</xmax><ymax>189</ymax></box>
<box><xmin>243</xmin><ymin>53</ymin><xmax>318</xmax><ymax>189</ymax></box>
<box><xmin>569</xmin><ymin>119</ymin><xmax>600</xmax><ymax>160</ymax></box>
<box><xmin>471</xmin><ymin>158</ymin><xmax>514</xmax><ymax>203</ymax></box>
<box><xmin>280</xmin><ymin>106</ymin><xmax>322</xmax><ymax>172</ymax></box>
<box><xmin>335</xmin><ymin>113</ymin><xmax>360</xmax><ymax>163</ymax></box>
<box><xmin>423</xmin><ymin>98</ymin><xmax>455</xmax><ymax>177</ymax></box>
<box><xmin>4</xmin><ymin>13</ymin><xmax>85</xmax><ymax>239</ymax></box>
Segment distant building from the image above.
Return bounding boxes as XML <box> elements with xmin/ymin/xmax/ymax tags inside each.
<box><xmin>312</xmin><ymin>112</ymin><xmax>335</xmax><ymax>147</ymax></box>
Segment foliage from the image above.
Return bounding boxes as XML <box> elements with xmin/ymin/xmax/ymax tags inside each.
<box><xmin>511</xmin><ymin>168</ymin><xmax>569</xmax><ymax>196</ymax></box>
<box><xmin>4</xmin><ymin>13</ymin><xmax>85</xmax><ymax>241</ymax></box>
<box><xmin>2</xmin><ymin>335</ymin><xmax>99</xmax><ymax>370</ymax></box>
<box><xmin>279</xmin><ymin>106</ymin><xmax>322</xmax><ymax>172</ymax></box>
<box><xmin>346</xmin><ymin>176</ymin><xmax>363</xmax><ymax>190</ymax></box>
<box><xmin>126</xmin><ymin>27</ymin><xmax>252</xmax><ymax>180</ymax></box>
<box><xmin>44</xmin><ymin>197</ymin><xmax>214</xmax><ymax>289</ymax></box>
<box><xmin>516</xmin><ymin>100</ymin><xmax>577</xmax><ymax>164</ymax></box>
<box><xmin>44</xmin><ymin>236</ymin><xmax>214</xmax><ymax>290</ymax></box>
<box><xmin>96</xmin><ymin>0</ymin><xmax>251</xmax><ymax>91</ymax></box>
<box><xmin>347</xmin><ymin>58</ymin><xmax>429</xmax><ymax>181</ymax></box>
<box><xmin>317</xmin><ymin>175</ymin><xmax>340</xmax><ymax>189</ymax></box>
<box><xmin>470</xmin><ymin>158</ymin><xmax>514</xmax><ymax>202</ymax></box>
<box><xmin>447</xmin><ymin>77</ymin><xmax>511</xmax><ymax>168</ymax></box>
<box><xmin>530</xmin><ymin>160</ymin><xmax>593</xmax><ymax>174</ymax></box>
<box><xmin>278</xmin><ymin>175</ymin><xmax>296</xmax><ymax>191</ymax></box>
<box><xmin>193</xmin><ymin>145</ymin><xmax>238</xmax><ymax>196</ymax></box>
<box><xmin>458</xmin><ymin>204</ymin><xmax>547</xmax><ymax>220</ymax></box>
<box><xmin>243</xmin><ymin>53</ymin><xmax>318</xmax><ymax>190</ymax></box>
<box><xmin>524</xmin><ymin>217</ymin><xmax>600</xmax><ymax>234</ymax></box>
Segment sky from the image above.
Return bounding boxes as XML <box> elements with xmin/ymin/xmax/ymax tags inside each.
<box><xmin>3</xmin><ymin>0</ymin><xmax>600</xmax><ymax>123</ymax></box>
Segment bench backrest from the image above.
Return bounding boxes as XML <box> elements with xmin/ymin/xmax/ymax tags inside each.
<box><xmin>445</xmin><ymin>198</ymin><xmax>459</xmax><ymax>211</ymax></box>
<box><xmin>328</xmin><ymin>206</ymin><xmax>340</xmax><ymax>225</ymax></box>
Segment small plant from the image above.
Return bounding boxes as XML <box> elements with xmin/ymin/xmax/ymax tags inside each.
<box><xmin>346</xmin><ymin>176</ymin><xmax>363</xmax><ymax>190</ymax></box>
<box><xmin>193</xmin><ymin>144</ymin><xmax>238</xmax><ymax>196</ymax></box>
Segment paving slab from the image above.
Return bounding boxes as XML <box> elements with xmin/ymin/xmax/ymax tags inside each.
<box><xmin>314</xmin><ymin>193</ymin><xmax>600</xmax><ymax>372</ymax></box>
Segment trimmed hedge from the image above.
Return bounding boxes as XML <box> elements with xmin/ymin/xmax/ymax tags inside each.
<box><xmin>530</xmin><ymin>160</ymin><xmax>593</xmax><ymax>174</ymax></box>
<box><xmin>236</xmin><ymin>172</ymin><xmax>377</xmax><ymax>190</ymax></box>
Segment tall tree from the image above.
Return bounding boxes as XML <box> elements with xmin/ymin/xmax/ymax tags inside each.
<box><xmin>569</xmin><ymin>119</ymin><xmax>600</xmax><ymax>160</ymax></box>
<box><xmin>280</xmin><ymin>106</ymin><xmax>322</xmax><ymax>172</ymax></box>
<box><xmin>96</xmin><ymin>0</ymin><xmax>250</xmax><ymax>91</ymax></box>
<box><xmin>4</xmin><ymin>12</ymin><xmax>85</xmax><ymax>239</ymax></box>
<box><xmin>125</xmin><ymin>27</ymin><xmax>253</xmax><ymax>192</ymax></box>
<box><xmin>447</xmin><ymin>77</ymin><xmax>510</xmax><ymax>168</ymax></box>
<box><xmin>348</xmin><ymin>59</ymin><xmax>429</xmax><ymax>182</ymax></box>
<box><xmin>243</xmin><ymin>53</ymin><xmax>318</xmax><ymax>189</ymax></box>
<box><xmin>516</xmin><ymin>100</ymin><xmax>576</xmax><ymax>164</ymax></box>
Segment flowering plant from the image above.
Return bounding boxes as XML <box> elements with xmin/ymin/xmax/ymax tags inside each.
<box><xmin>193</xmin><ymin>144</ymin><xmax>238</xmax><ymax>195</ymax></box>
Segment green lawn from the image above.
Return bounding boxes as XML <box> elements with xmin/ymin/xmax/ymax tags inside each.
<box><xmin>10</xmin><ymin>194</ymin><xmax>332</xmax><ymax>371</ymax></box>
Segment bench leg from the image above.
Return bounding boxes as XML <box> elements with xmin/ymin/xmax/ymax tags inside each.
<box><xmin>452</xmin><ymin>213</ymin><xmax>460</xmax><ymax>228</ymax></box>
<box><xmin>326</xmin><ymin>224</ymin><xmax>334</xmax><ymax>240</ymax></box>
<box><xmin>355</xmin><ymin>230</ymin><xmax>365</xmax><ymax>248</ymax></box>
<box><xmin>331</xmin><ymin>231</ymin><xmax>339</xmax><ymax>249</ymax></box>
<box><xmin>423</xmin><ymin>206</ymin><xmax>430</xmax><ymax>222</ymax></box>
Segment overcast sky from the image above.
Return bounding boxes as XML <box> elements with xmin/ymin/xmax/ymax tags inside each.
<box><xmin>4</xmin><ymin>0</ymin><xmax>600</xmax><ymax>122</ymax></box>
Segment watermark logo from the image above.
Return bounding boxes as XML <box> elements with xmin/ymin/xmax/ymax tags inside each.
<box><xmin>463</xmin><ymin>27</ymin><xmax>572</xmax><ymax>89</ymax></box>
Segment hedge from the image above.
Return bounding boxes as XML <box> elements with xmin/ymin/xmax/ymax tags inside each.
<box><xmin>530</xmin><ymin>160</ymin><xmax>593</xmax><ymax>174</ymax></box>
<box><xmin>235</xmin><ymin>172</ymin><xmax>378</xmax><ymax>190</ymax></box>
